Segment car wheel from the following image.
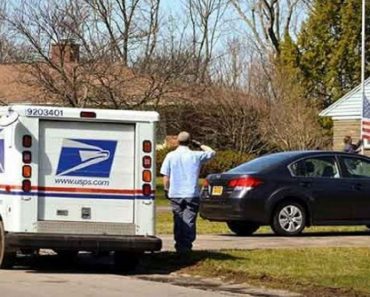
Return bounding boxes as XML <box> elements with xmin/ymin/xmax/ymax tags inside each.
<box><xmin>272</xmin><ymin>202</ymin><xmax>306</xmax><ymax>236</ymax></box>
<box><xmin>0</xmin><ymin>221</ymin><xmax>16</xmax><ymax>269</ymax></box>
<box><xmin>226</xmin><ymin>221</ymin><xmax>260</xmax><ymax>236</ymax></box>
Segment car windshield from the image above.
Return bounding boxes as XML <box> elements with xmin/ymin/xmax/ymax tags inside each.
<box><xmin>228</xmin><ymin>153</ymin><xmax>289</xmax><ymax>174</ymax></box>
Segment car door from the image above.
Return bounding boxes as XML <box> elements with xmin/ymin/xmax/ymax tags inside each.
<box><xmin>338</xmin><ymin>155</ymin><xmax>370</xmax><ymax>221</ymax></box>
<box><xmin>290</xmin><ymin>156</ymin><xmax>352</xmax><ymax>222</ymax></box>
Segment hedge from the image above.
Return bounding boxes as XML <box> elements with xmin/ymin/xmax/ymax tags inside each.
<box><xmin>156</xmin><ymin>148</ymin><xmax>254</xmax><ymax>178</ymax></box>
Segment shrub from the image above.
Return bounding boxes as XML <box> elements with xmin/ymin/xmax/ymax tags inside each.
<box><xmin>200</xmin><ymin>150</ymin><xmax>254</xmax><ymax>177</ymax></box>
<box><xmin>156</xmin><ymin>148</ymin><xmax>254</xmax><ymax>177</ymax></box>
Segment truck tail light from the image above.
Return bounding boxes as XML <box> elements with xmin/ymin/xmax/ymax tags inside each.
<box><xmin>142</xmin><ymin>170</ymin><xmax>152</xmax><ymax>182</ymax></box>
<box><xmin>203</xmin><ymin>179</ymin><xmax>209</xmax><ymax>187</ymax></box>
<box><xmin>22</xmin><ymin>165</ymin><xmax>32</xmax><ymax>178</ymax></box>
<box><xmin>143</xmin><ymin>156</ymin><xmax>152</xmax><ymax>168</ymax></box>
<box><xmin>80</xmin><ymin>111</ymin><xmax>96</xmax><ymax>118</ymax></box>
<box><xmin>23</xmin><ymin>135</ymin><xmax>32</xmax><ymax>147</ymax></box>
<box><xmin>23</xmin><ymin>151</ymin><xmax>32</xmax><ymax>163</ymax></box>
<box><xmin>22</xmin><ymin>180</ymin><xmax>31</xmax><ymax>192</ymax></box>
<box><xmin>142</xmin><ymin>184</ymin><xmax>151</xmax><ymax>196</ymax></box>
<box><xmin>228</xmin><ymin>176</ymin><xmax>262</xmax><ymax>189</ymax></box>
<box><xmin>143</xmin><ymin>140</ymin><xmax>152</xmax><ymax>153</ymax></box>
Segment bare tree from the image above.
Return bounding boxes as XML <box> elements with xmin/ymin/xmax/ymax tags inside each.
<box><xmin>230</xmin><ymin>0</ymin><xmax>310</xmax><ymax>56</ymax></box>
<box><xmin>0</xmin><ymin>0</ymin><xmax>178</xmax><ymax>108</ymax></box>
<box><xmin>184</xmin><ymin>0</ymin><xmax>228</xmax><ymax>83</ymax></box>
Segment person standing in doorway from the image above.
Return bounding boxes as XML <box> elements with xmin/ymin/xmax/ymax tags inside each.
<box><xmin>160</xmin><ymin>131</ymin><xmax>216</xmax><ymax>253</ymax></box>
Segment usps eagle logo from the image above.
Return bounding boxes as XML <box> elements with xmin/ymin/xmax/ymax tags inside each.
<box><xmin>56</xmin><ymin>139</ymin><xmax>117</xmax><ymax>177</ymax></box>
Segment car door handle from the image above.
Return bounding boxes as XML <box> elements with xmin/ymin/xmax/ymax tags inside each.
<box><xmin>352</xmin><ymin>183</ymin><xmax>362</xmax><ymax>191</ymax></box>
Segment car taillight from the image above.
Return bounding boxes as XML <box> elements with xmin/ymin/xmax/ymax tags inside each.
<box><xmin>228</xmin><ymin>176</ymin><xmax>262</xmax><ymax>188</ymax></box>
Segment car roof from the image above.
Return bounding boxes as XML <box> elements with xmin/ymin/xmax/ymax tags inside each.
<box><xmin>267</xmin><ymin>150</ymin><xmax>369</xmax><ymax>159</ymax></box>
<box><xmin>257</xmin><ymin>151</ymin><xmax>370</xmax><ymax>168</ymax></box>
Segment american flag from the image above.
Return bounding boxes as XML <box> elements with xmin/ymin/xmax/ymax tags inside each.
<box><xmin>362</xmin><ymin>95</ymin><xmax>370</xmax><ymax>140</ymax></box>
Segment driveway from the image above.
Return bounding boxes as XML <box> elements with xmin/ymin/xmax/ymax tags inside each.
<box><xmin>160</xmin><ymin>231</ymin><xmax>370</xmax><ymax>251</ymax></box>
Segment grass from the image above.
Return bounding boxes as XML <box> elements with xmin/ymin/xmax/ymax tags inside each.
<box><xmin>152</xmin><ymin>179</ymin><xmax>370</xmax><ymax>296</ymax></box>
<box><xmin>142</xmin><ymin>248</ymin><xmax>370</xmax><ymax>296</ymax></box>
<box><xmin>156</xmin><ymin>210</ymin><xmax>367</xmax><ymax>234</ymax></box>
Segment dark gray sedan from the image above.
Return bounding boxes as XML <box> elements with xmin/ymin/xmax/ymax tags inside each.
<box><xmin>200</xmin><ymin>151</ymin><xmax>370</xmax><ymax>236</ymax></box>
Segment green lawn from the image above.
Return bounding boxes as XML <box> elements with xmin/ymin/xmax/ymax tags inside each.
<box><xmin>156</xmin><ymin>211</ymin><xmax>367</xmax><ymax>234</ymax></box>
<box><xmin>152</xmin><ymin>179</ymin><xmax>370</xmax><ymax>296</ymax></box>
<box><xmin>142</xmin><ymin>248</ymin><xmax>370</xmax><ymax>296</ymax></box>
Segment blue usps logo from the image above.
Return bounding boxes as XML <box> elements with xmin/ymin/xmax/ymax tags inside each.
<box><xmin>56</xmin><ymin>139</ymin><xmax>117</xmax><ymax>178</ymax></box>
<box><xmin>0</xmin><ymin>138</ymin><xmax>4</xmax><ymax>173</ymax></box>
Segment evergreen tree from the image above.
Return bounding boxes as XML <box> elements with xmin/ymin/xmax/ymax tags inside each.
<box><xmin>281</xmin><ymin>0</ymin><xmax>370</xmax><ymax>108</ymax></box>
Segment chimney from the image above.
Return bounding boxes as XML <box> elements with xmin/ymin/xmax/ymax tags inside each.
<box><xmin>50</xmin><ymin>39</ymin><xmax>80</xmax><ymax>64</ymax></box>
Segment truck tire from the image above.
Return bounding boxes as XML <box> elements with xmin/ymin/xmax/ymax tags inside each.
<box><xmin>226</xmin><ymin>221</ymin><xmax>260</xmax><ymax>236</ymax></box>
<box><xmin>114</xmin><ymin>252</ymin><xmax>141</xmax><ymax>273</ymax></box>
<box><xmin>0</xmin><ymin>221</ymin><xmax>16</xmax><ymax>269</ymax></box>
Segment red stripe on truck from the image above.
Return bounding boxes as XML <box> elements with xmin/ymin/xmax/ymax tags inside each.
<box><xmin>0</xmin><ymin>184</ymin><xmax>155</xmax><ymax>194</ymax></box>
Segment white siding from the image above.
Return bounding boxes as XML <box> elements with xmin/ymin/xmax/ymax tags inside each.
<box><xmin>320</xmin><ymin>78</ymin><xmax>370</xmax><ymax>119</ymax></box>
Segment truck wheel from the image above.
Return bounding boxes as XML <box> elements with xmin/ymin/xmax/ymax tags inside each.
<box><xmin>271</xmin><ymin>202</ymin><xmax>306</xmax><ymax>236</ymax></box>
<box><xmin>226</xmin><ymin>221</ymin><xmax>260</xmax><ymax>236</ymax></box>
<box><xmin>114</xmin><ymin>252</ymin><xmax>141</xmax><ymax>273</ymax></box>
<box><xmin>0</xmin><ymin>221</ymin><xmax>16</xmax><ymax>269</ymax></box>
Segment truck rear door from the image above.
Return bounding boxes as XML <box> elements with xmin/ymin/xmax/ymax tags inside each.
<box><xmin>38</xmin><ymin>120</ymin><xmax>135</xmax><ymax>224</ymax></box>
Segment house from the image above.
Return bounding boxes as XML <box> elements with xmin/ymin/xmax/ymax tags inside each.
<box><xmin>320</xmin><ymin>78</ymin><xmax>370</xmax><ymax>155</ymax></box>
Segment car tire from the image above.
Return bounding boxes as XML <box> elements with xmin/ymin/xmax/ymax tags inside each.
<box><xmin>272</xmin><ymin>202</ymin><xmax>306</xmax><ymax>236</ymax></box>
<box><xmin>226</xmin><ymin>221</ymin><xmax>260</xmax><ymax>236</ymax></box>
<box><xmin>0</xmin><ymin>221</ymin><xmax>16</xmax><ymax>269</ymax></box>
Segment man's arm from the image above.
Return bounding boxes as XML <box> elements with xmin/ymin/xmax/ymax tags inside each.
<box><xmin>353</xmin><ymin>139</ymin><xmax>363</xmax><ymax>151</ymax></box>
<box><xmin>192</xmin><ymin>140</ymin><xmax>216</xmax><ymax>161</ymax></box>
<box><xmin>163</xmin><ymin>175</ymin><xmax>170</xmax><ymax>191</ymax></box>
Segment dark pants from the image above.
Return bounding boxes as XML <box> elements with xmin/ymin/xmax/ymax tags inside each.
<box><xmin>169</xmin><ymin>198</ymin><xmax>200</xmax><ymax>252</ymax></box>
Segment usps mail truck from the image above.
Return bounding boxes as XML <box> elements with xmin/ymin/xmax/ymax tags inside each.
<box><xmin>0</xmin><ymin>105</ymin><xmax>161</xmax><ymax>270</ymax></box>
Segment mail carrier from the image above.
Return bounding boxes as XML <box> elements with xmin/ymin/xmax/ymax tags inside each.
<box><xmin>0</xmin><ymin>105</ymin><xmax>161</xmax><ymax>270</ymax></box>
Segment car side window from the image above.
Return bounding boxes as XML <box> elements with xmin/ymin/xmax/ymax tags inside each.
<box><xmin>341</xmin><ymin>157</ymin><xmax>370</xmax><ymax>178</ymax></box>
<box><xmin>290</xmin><ymin>157</ymin><xmax>339</xmax><ymax>178</ymax></box>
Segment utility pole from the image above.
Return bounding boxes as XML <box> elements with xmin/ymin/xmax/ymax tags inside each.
<box><xmin>361</xmin><ymin>0</ymin><xmax>366</xmax><ymax>154</ymax></box>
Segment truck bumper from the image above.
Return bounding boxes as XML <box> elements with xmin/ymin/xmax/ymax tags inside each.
<box><xmin>5</xmin><ymin>233</ymin><xmax>162</xmax><ymax>253</ymax></box>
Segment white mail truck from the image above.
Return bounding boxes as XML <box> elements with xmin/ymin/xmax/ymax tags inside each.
<box><xmin>0</xmin><ymin>105</ymin><xmax>161</xmax><ymax>270</ymax></box>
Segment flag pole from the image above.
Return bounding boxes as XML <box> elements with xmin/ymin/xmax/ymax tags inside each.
<box><xmin>361</xmin><ymin>0</ymin><xmax>366</xmax><ymax>154</ymax></box>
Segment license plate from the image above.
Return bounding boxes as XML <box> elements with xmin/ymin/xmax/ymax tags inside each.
<box><xmin>212</xmin><ymin>186</ymin><xmax>223</xmax><ymax>196</ymax></box>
